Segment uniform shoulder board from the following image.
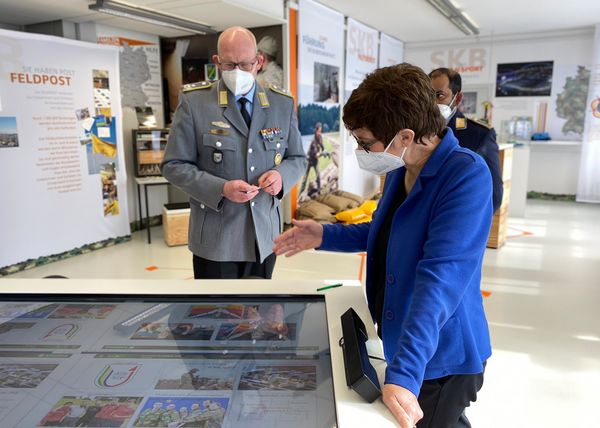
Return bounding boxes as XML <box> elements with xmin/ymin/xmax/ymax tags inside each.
<box><xmin>269</xmin><ymin>84</ymin><xmax>293</xmax><ymax>98</ymax></box>
<box><xmin>467</xmin><ymin>118</ymin><xmax>492</xmax><ymax>129</ymax></box>
<box><xmin>182</xmin><ymin>81</ymin><xmax>212</xmax><ymax>92</ymax></box>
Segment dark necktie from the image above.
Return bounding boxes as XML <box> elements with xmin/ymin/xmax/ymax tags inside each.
<box><xmin>238</xmin><ymin>97</ymin><xmax>251</xmax><ymax>128</ymax></box>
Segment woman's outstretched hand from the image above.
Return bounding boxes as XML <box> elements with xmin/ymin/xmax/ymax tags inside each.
<box><xmin>273</xmin><ymin>219</ymin><xmax>324</xmax><ymax>257</ymax></box>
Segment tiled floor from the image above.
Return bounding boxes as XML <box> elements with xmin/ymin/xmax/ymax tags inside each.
<box><xmin>5</xmin><ymin>199</ymin><xmax>600</xmax><ymax>427</ymax></box>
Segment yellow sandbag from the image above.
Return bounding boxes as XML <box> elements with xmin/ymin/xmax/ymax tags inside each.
<box><xmin>359</xmin><ymin>200</ymin><xmax>377</xmax><ymax>215</ymax></box>
<box><xmin>335</xmin><ymin>207</ymin><xmax>368</xmax><ymax>223</ymax></box>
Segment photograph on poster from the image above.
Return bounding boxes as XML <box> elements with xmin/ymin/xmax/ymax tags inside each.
<box><xmin>496</xmin><ymin>61</ymin><xmax>554</xmax><ymax>97</ymax></box>
<box><xmin>0</xmin><ymin>321</ymin><xmax>35</xmax><ymax>335</ymax></box>
<box><xmin>75</xmin><ymin>108</ymin><xmax>90</xmax><ymax>121</ymax></box>
<box><xmin>155</xmin><ymin>365</ymin><xmax>234</xmax><ymax>390</ymax></box>
<box><xmin>238</xmin><ymin>365</ymin><xmax>317</xmax><ymax>391</ymax></box>
<box><xmin>0</xmin><ymin>363</ymin><xmax>58</xmax><ymax>388</ymax></box>
<box><xmin>460</xmin><ymin>92</ymin><xmax>478</xmax><ymax>115</ymax></box>
<box><xmin>39</xmin><ymin>395</ymin><xmax>142</xmax><ymax>427</ymax></box>
<box><xmin>87</xmin><ymin>120</ymin><xmax>119</xmax><ymax>174</ymax></box>
<box><xmin>93</xmin><ymin>70</ymin><xmax>110</xmax><ymax>89</ymax></box>
<box><xmin>49</xmin><ymin>304</ymin><xmax>116</xmax><ymax>319</ymax></box>
<box><xmin>101</xmin><ymin>163</ymin><xmax>119</xmax><ymax>217</ymax></box>
<box><xmin>96</xmin><ymin>107</ymin><xmax>113</xmax><ymax>126</ymax></box>
<box><xmin>130</xmin><ymin>322</ymin><xmax>215</xmax><ymax>341</ymax></box>
<box><xmin>313</xmin><ymin>62</ymin><xmax>339</xmax><ymax>103</ymax></box>
<box><xmin>133</xmin><ymin>397</ymin><xmax>228</xmax><ymax>428</ymax></box>
<box><xmin>0</xmin><ymin>116</ymin><xmax>19</xmax><ymax>148</ymax></box>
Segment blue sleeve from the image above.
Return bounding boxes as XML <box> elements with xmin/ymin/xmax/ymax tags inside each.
<box><xmin>476</xmin><ymin>129</ymin><xmax>503</xmax><ymax>213</ymax></box>
<box><xmin>384</xmin><ymin>160</ymin><xmax>493</xmax><ymax>396</ymax></box>
<box><xmin>319</xmin><ymin>223</ymin><xmax>370</xmax><ymax>253</ymax></box>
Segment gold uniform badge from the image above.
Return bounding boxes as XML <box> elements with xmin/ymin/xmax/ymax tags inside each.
<box><xmin>274</xmin><ymin>153</ymin><xmax>282</xmax><ymax>166</ymax></box>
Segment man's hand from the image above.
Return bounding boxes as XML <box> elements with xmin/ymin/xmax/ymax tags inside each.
<box><xmin>258</xmin><ymin>170</ymin><xmax>283</xmax><ymax>196</ymax></box>
<box><xmin>273</xmin><ymin>219</ymin><xmax>323</xmax><ymax>257</ymax></box>
<box><xmin>382</xmin><ymin>384</ymin><xmax>423</xmax><ymax>428</ymax></box>
<box><xmin>222</xmin><ymin>180</ymin><xmax>259</xmax><ymax>203</ymax></box>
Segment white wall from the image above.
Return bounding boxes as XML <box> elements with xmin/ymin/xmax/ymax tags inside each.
<box><xmin>405</xmin><ymin>28</ymin><xmax>594</xmax><ymax>196</ymax></box>
<box><xmin>405</xmin><ymin>28</ymin><xmax>595</xmax><ymax>141</ymax></box>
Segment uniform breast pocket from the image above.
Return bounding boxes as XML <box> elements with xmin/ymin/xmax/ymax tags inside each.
<box><xmin>261</xmin><ymin>136</ymin><xmax>288</xmax><ymax>169</ymax></box>
<box><xmin>199</xmin><ymin>134</ymin><xmax>239</xmax><ymax>177</ymax></box>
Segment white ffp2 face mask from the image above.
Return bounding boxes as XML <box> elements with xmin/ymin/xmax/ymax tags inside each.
<box><xmin>221</xmin><ymin>69</ymin><xmax>255</xmax><ymax>96</ymax></box>
<box><xmin>355</xmin><ymin>137</ymin><xmax>407</xmax><ymax>176</ymax></box>
<box><xmin>437</xmin><ymin>93</ymin><xmax>458</xmax><ymax>122</ymax></box>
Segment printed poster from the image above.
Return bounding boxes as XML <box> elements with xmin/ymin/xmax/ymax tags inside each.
<box><xmin>0</xmin><ymin>29</ymin><xmax>129</xmax><ymax>269</ymax></box>
<box><xmin>297</xmin><ymin>0</ymin><xmax>344</xmax><ymax>202</ymax></box>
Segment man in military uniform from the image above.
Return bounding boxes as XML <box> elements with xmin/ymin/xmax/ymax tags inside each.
<box><xmin>429</xmin><ymin>68</ymin><xmax>503</xmax><ymax>213</ymax></box>
<box><xmin>256</xmin><ymin>35</ymin><xmax>284</xmax><ymax>89</ymax></box>
<box><xmin>161</xmin><ymin>26</ymin><xmax>306</xmax><ymax>279</ymax></box>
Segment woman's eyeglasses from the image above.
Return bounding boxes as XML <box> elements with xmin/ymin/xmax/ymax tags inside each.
<box><xmin>350</xmin><ymin>132</ymin><xmax>377</xmax><ymax>153</ymax></box>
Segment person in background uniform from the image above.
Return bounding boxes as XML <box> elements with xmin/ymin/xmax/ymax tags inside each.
<box><xmin>429</xmin><ymin>67</ymin><xmax>503</xmax><ymax>213</ymax></box>
<box><xmin>256</xmin><ymin>35</ymin><xmax>284</xmax><ymax>89</ymax></box>
<box><xmin>161</xmin><ymin>26</ymin><xmax>306</xmax><ymax>280</ymax></box>
<box><xmin>300</xmin><ymin>122</ymin><xmax>325</xmax><ymax>194</ymax></box>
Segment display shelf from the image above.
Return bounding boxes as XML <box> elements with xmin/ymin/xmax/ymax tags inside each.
<box><xmin>132</xmin><ymin>128</ymin><xmax>169</xmax><ymax>177</ymax></box>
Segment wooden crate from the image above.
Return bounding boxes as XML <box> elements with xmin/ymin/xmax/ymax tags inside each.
<box><xmin>163</xmin><ymin>204</ymin><xmax>190</xmax><ymax>247</ymax></box>
<box><xmin>487</xmin><ymin>145</ymin><xmax>513</xmax><ymax>249</ymax></box>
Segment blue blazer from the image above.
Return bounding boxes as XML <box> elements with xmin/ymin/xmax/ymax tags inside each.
<box><xmin>320</xmin><ymin>129</ymin><xmax>492</xmax><ymax>396</ymax></box>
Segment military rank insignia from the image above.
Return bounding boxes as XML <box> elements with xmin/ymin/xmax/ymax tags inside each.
<box><xmin>260</xmin><ymin>127</ymin><xmax>283</xmax><ymax>143</ymax></box>
<box><xmin>274</xmin><ymin>153</ymin><xmax>283</xmax><ymax>166</ymax></box>
<box><xmin>213</xmin><ymin>150</ymin><xmax>223</xmax><ymax>164</ymax></box>
<box><xmin>455</xmin><ymin>117</ymin><xmax>467</xmax><ymax>130</ymax></box>
<box><xmin>210</xmin><ymin>128</ymin><xmax>229</xmax><ymax>136</ymax></box>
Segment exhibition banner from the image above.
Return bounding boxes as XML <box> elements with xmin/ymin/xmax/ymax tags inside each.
<box><xmin>379</xmin><ymin>32</ymin><xmax>405</xmax><ymax>68</ymax></box>
<box><xmin>297</xmin><ymin>0</ymin><xmax>344</xmax><ymax>202</ymax></box>
<box><xmin>577</xmin><ymin>24</ymin><xmax>600</xmax><ymax>203</ymax></box>
<box><xmin>344</xmin><ymin>18</ymin><xmax>379</xmax><ymax>101</ymax></box>
<box><xmin>341</xmin><ymin>18</ymin><xmax>380</xmax><ymax>197</ymax></box>
<box><xmin>0</xmin><ymin>29</ymin><xmax>129</xmax><ymax>268</ymax></box>
<box><xmin>96</xmin><ymin>25</ymin><xmax>164</xmax><ymax>127</ymax></box>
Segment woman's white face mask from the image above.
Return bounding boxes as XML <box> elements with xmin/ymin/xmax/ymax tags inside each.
<box><xmin>355</xmin><ymin>135</ymin><xmax>407</xmax><ymax>175</ymax></box>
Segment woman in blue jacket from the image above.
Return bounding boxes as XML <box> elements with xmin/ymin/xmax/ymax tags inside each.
<box><xmin>274</xmin><ymin>64</ymin><xmax>492</xmax><ymax>428</ymax></box>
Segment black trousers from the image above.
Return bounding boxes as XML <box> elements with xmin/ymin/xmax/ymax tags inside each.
<box><xmin>193</xmin><ymin>252</ymin><xmax>277</xmax><ymax>279</ymax></box>
<box><xmin>416</xmin><ymin>365</ymin><xmax>485</xmax><ymax>428</ymax></box>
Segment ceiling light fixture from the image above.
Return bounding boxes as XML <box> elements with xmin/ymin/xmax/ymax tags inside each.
<box><xmin>425</xmin><ymin>0</ymin><xmax>480</xmax><ymax>36</ymax></box>
<box><xmin>89</xmin><ymin>0</ymin><xmax>216</xmax><ymax>35</ymax></box>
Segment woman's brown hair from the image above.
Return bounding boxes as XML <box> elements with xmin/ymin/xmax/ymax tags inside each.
<box><xmin>343</xmin><ymin>63</ymin><xmax>446</xmax><ymax>145</ymax></box>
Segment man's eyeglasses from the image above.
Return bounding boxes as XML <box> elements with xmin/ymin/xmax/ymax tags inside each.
<box><xmin>218</xmin><ymin>60</ymin><xmax>257</xmax><ymax>72</ymax></box>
